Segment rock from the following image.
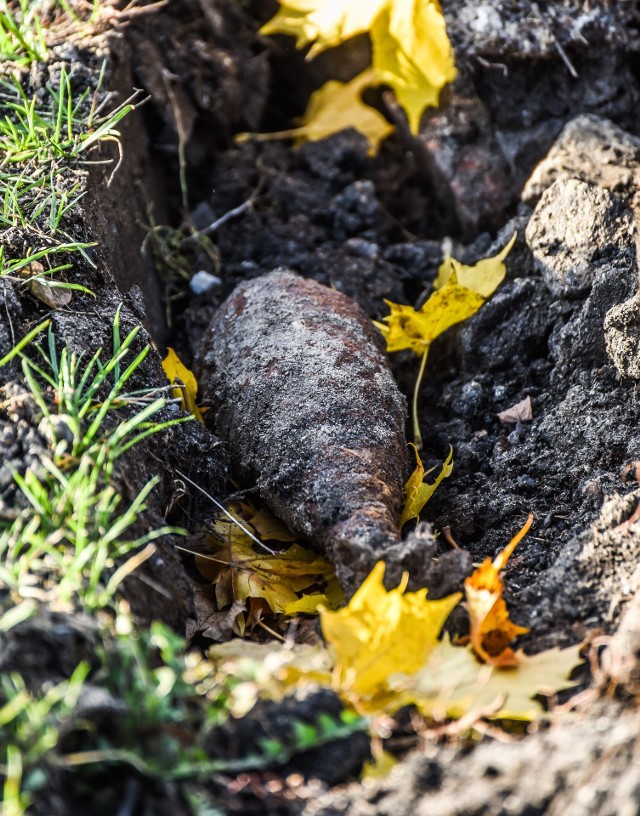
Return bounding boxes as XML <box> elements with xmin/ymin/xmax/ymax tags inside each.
<box><xmin>548</xmin><ymin>258</ymin><xmax>638</xmax><ymax>379</ymax></box>
<box><xmin>522</xmin><ymin>115</ymin><xmax>640</xmax><ymax>207</ymax></box>
<box><xmin>458</xmin><ymin>278</ymin><xmax>558</xmax><ymax>375</ymax></box>
<box><xmin>604</xmin><ymin>293</ymin><xmax>640</xmax><ymax>380</ymax></box>
<box><xmin>603</xmin><ymin>585</ymin><xmax>640</xmax><ymax>693</ymax></box>
<box><xmin>525</xmin><ymin>177</ymin><xmax>634</xmax><ymax>298</ymax></box>
<box><xmin>330</xmin><ymin>180</ymin><xmax>384</xmax><ymax>241</ymax></box>
<box><xmin>521</xmin><ymin>489</ymin><xmax>640</xmax><ymax>641</ymax></box>
<box><xmin>301</xmin><ymin>698</ymin><xmax>640</xmax><ymax>816</ymax></box>
<box><xmin>190</xmin><ymin>270</ymin><xmax>222</xmax><ymax>294</ymax></box>
<box><xmin>416</xmin><ymin>81</ymin><xmax>516</xmax><ymax>237</ymax></box>
<box><xmin>196</xmin><ymin>270</ymin><xmax>409</xmax><ymax>592</ymax></box>
<box><xmin>444</xmin><ymin>1</ymin><xmax>638</xmax><ymax>60</ymax></box>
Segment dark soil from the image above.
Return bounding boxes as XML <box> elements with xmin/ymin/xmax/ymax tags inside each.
<box><xmin>4</xmin><ymin>0</ymin><xmax>640</xmax><ymax>813</ymax></box>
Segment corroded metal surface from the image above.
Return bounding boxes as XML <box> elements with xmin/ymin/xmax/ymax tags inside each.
<box><xmin>197</xmin><ymin>269</ymin><xmax>408</xmax><ymax>590</ymax></box>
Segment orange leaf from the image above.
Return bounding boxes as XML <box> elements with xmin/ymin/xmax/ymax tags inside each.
<box><xmin>464</xmin><ymin>514</ymin><xmax>533</xmax><ymax>666</ymax></box>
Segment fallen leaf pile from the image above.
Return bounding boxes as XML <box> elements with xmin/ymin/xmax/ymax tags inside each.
<box><xmin>257</xmin><ymin>0</ymin><xmax>457</xmax><ymax>149</ymax></box>
<box><xmin>181</xmin><ymin>502</ymin><xmax>344</xmax><ymax>633</ymax></box>
<box><xmin>207</xmin><ymin>523</ymin><xmax>582</xmax><ymax>723</ymax></box>
<box><xmin>375</xmin><ymin>233</ymin><xmax>516</xmax><ymax>448</ymax></box>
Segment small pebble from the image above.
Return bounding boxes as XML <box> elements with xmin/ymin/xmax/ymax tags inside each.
<box><xmin>190</xmin><ymin>271</ymin><xmax>222</xmax><ymax>295</ymax></box>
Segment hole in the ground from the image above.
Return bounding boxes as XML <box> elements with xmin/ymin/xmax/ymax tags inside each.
<box><xmin>89</xmin><ymin>0</ymin><xmax>640</xmax><ymax>660</ymax></box>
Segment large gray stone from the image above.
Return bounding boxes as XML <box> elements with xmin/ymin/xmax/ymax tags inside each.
<box><xmin>523</xmin><ymin>114</ymin><xmax>640</xmax><ymax>207</ymax></box>
<box><xmin>525</xmin><ymin>176</ymin><xmax>634</xmax><ymax>298</ymax></box>
<box><xmin>605</xmin><ymin>292</ymin><xmax>640</xmax><ymax>380</ymax></box>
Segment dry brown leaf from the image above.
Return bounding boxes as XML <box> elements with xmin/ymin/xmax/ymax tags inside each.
<box><xmin>185</xmin><ymin>588</ymin><xmax>245</xmax><ymax>642</ymax></box>
<box><xmin>28</xmin><ymin>278</ymin><xmax>73</xmax><ymax>309</ymax></box>
<box><xmin>497</xmin><ymin>396</ymin><xmax>533</xmax><ymax>425</ymax></box>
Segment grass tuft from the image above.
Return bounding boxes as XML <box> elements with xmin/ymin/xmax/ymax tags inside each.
<box><xmin>0</xmin><ymin>663</ymin><xmax>90</xmax><ymax>816</ymax></box>
<box><xmin>0</xmin><ymin>0</ymin><xmax>48</xmax><ymax>67</ymax></box>
<box><xmin>0</xmin><ymin>314</ymin><xmax>189</xmax><ymax>610</ymax></box>
<box><xmin>0</xmin><ymin>63</ymin><xmax>142</xmax><ymax>294</ymax></box>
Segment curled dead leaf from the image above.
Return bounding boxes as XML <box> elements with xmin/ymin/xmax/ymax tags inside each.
<box><xmin>28</xmin><ymin>277</ymin><xmax>73</xmax><ymax>309</ymax></box>
<box><xmin>464</xmin><ymin>514</ymin><xmax>533</xmax><ymax>666</ymax></box>
<box><xmin>497</xmin><ymin>396</ymin><xmax>533</xmax><ymax>425</ymax></box>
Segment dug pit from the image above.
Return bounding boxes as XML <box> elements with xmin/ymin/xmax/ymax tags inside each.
<box><xmin>3</xmin><ymin>1</ymin><xmax>640</xmax><ymax>813</ymax></box>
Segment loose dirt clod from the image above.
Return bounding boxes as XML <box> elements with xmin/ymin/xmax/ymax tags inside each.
<box><xmin>196</xmin><ymin>269</ymin><xmax>408</xmax><ymax>591</ymax></box>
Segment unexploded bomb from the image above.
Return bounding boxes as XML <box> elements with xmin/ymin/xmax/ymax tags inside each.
<box><xmin>196</xmin><ymin>269</ymin><xmax>408</xmax><ymax>590</ymax></box>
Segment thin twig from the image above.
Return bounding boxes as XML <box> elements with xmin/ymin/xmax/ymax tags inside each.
<box><xmin>257</xmin><ymin>619</ymin><xmax>285</xmax><ymax>642</ymax></box>
<box><xmin>174</xmin><ymin>469</ymin><xmax>277</xmax><ymax>554</ymax></box>
<box><xmin>162</xmin><ymin>69</ymin><xmax>189</xmax><ymax>212</ymax></box>
<box><xmin>553</xmin><ymin>38</ymin><xmax>579</xmax><ymax>79</ymax></box>
<box><xmin>536</xmin><ymin>8</ymin><xmax>579</xmax><ymax>78</ymax></box>
<box><xmin>2</xmin><ymin>283</ymin><xmax>15</xmax><ymax>347</ymax></box>
<box><xmin>201</xmin><ymin>198</ymin><xmax>254</xmax><ymax>236</ymax></box>
<box><xmin>193</xmin><ymin>178</ymin><xmax>265</xmax><ymax>238</ymax></box>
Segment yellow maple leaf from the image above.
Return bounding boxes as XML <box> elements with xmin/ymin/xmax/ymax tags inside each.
<box><xmin>319</xmin><ymin>561</ymin><xmax>461</xmax><ymax>711</ymax></box>
<box><xmin>435</xmin><ymin>233</ymin><xmax>517</xmax><ymax>295</ymax></box>
<box><xmin>399</xmin><ymin>443</ymin><xmax>453</xmax><ymax>529</ymax></box>
<box><xmin>261</xmin><ymin>0</ymin><xmax>456</xmax><ymax>135</ymax></box>
<box><xmin>238</xmin><ymin>69</ymin><xmax>393</xmax><ymax>155</ymax></box>
<box><xmin>464</xmin><ymin>514</ymin><xmax>533</xmax><ymax>666</ymax></box>
<box><xmin>374</xmin><ymin>284</ymin><xmax>485</xmax><ymax>356</ymax></box>
<box><xmin>241</xmin><ymin>504</ymin><xmax>297</xmax><ymax>543</ymax></box>
<box><xmin>186</xmin><ymin>503</ymin><xmax>344</xmax><ymax>622</ymax></box>
<box><xmin>296</xmin><ymin>69</ymin><xmax>394</xmax><ymax>154</ymax></box>
<box><xmin>374</xmin><ymin>282</ymin><xmax>484</xmax><ymax>446</ymax></box>
<box><xmin>391</xmin><ymin>635</ymin><xmax>582</xmax><ymax>721</ymax></box>
<box><xmin>371</xmin><ymin>0</ymin><xmax>457</xmax><ymax>133</ymax></box>
<box><xmin>204</xmin><ymin>559</ymin><xmax>583</xmax><ymax>724</ymax></box>
<box><xmin>260</xmin><ymin>0</ymin><xmax>386</xmax><ymax>57</ymax></box>
<box><xmin>161</xmin><ymin>347</ymin><xmax>204</xmax><ymax>423</ymax></box>
<box><xmin>374</xmin><ymin>235</ymin><xmax>516</xmax><ymax>446</ymax></box>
